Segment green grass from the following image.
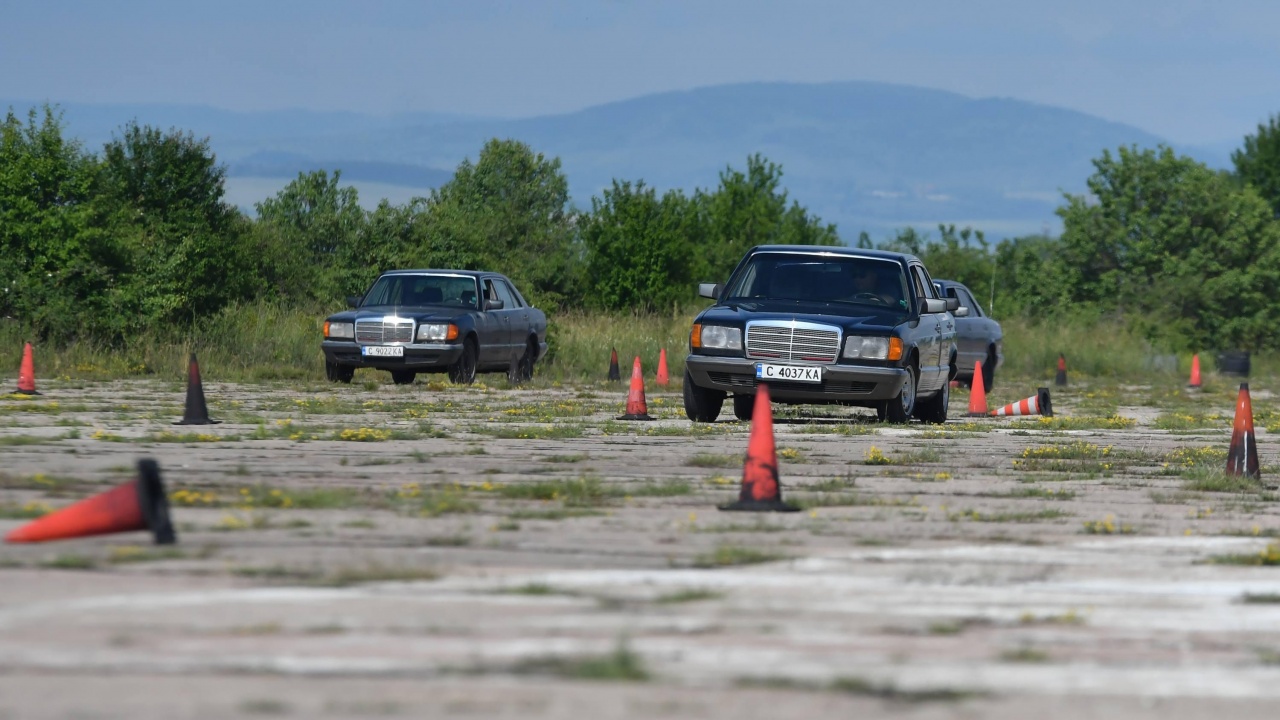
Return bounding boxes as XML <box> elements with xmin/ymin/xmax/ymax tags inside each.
<box><xmin>1209</xmin><ymin>542</ymin><xmax>1280</xmax><ymax>566</ymax></box>
<box><xmin>1241</xmin><ymin>593</ymin><xmax>1280</xmax><ymax>604</ymax></box>
<box><xmin>691</xmin><ymin>544</ymin><xmax>787</xmax><ymax>568</ymax></box>
<box><xmin>40</xmin><ymin>554</ymin><xmax>97</xmax><ymax>570</ymax></box>
<box><xmin>512</xmin><ymin>640</ymin><xmax>650</xmax><ymax>681</ymax></box>
<box><xmin>999</xmin><ymin>646</ymin><xmax>1051</xmax><ymax>663</ymax></box>
<box><xmin>654</xmin><ymin>588</ymin><xmax>723</xmax><ymax>604</ymax></box>
<box><xmin>685</xmin><ymin>453</ymin><xmax>739</xmax><ymax>468</ymax></box>
<box><xmin>1181</xmin><ymin>468</ymin><xmax>1265</xmax><ymax>494</ymax></box>
<box><xmin>496</xmin><ymin>476</ymin><xmax>612</xmax><ymax>506</ymax></box>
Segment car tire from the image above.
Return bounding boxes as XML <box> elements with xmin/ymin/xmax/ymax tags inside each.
<box><xmin>325</xmin><ymin>361</ymin><xmax>354</xmax><ymax>384</ymax></box>
<box><xmin>881</xmin><ymin>363</ymin><xmax>917</xmax><ymax>424</ymax></box>
<box><xmin>732</xmin><ymin>394</ymin><xmax>754</xmax><ymax>421</ymax></box>
<box><xmin>391</xmin><ymin>370</ymin><xmax>416</xmax><ymax>385</ymax></box>
<box><xmin>683</xmin><ymin>369</ymin><xmax>725</xmax><ymax>422</ymax></box>
<box><xmin>983</xmin><ymin>347</ymin><xmax>996</xmax><ymax>390</ymax></box>
<box><xmin>914</xmin><ymin>376</ymin><xmax>949</xmax><ymax>424</ymax></box>
<box><xmin>448</xmin><ymin>338</ymin><xmax>478</xmax><ymax>385</ymax></box>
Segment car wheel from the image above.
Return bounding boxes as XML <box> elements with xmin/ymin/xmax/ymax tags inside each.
<box><xmin>683</xmin><ymin>369</ymin><xmax>725</xmax><ymax>422</ymax></box>
<box><xmin>732</xmin><ymin>394</ymin><xmax>754</xmax><ymax>421</ymax></box>
<box><xmin>983</xmin><ymin>347</ymin><xmax>996</xmax><ymax>390</ymax></box>
<box><xmin>325</xmin><ymin>361</ymin><xmax>354</xmax><ymax>384</ymax></box>
<box><xmin>390</xmin><ymin>370</ymin><xmax>416</xmax><ymax>385</ymax></box>
<box><xmin>881</xmin><ymin>363</ymin><xmax>917</xmax><ymax>424</ymax></box>
<box><xmin>913</xmin><ymin>375</ymin><xmax>949</xmax><ymax>424</ymax></box>
<box><xmin>448</xmin><ymin>339</ymin><xmax>478</xmax><ymax>385</ymax></box>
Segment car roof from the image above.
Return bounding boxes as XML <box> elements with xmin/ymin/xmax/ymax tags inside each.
<box><xmin>378</xmin><ymin>269</ymin><xmax>502</xmax><ymax>279</ymax></box>
<box><xmin>749</xmin><ymin>245</ymin><xmax>922</xmax><ymax>265</ymax></box>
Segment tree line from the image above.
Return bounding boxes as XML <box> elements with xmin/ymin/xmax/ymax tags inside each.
<box><xmin>4</xmin><ymin>104</ymin><xmax>1280</xmax><ymax>351</ymax></box>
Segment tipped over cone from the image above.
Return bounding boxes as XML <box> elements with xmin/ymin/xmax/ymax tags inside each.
<box><xmin>607</xmin><ymin>348</ymin><xmax>620</xmax><ymax>382</ymax></box>
<box><xmin>5</xmin><ymin>458</ymin><xmax>176</xmax><ymax>544</ymax></box>
<box><xmin>15</xmin><ymin>342</ymin><xmax>39</xmax><ymax>395</ymax></box>
<box><xmin>617</xmin><ymin>357</ymin><xmax>653</xmax><ymax>420</ymax></box>
<box><xmin>175</xmin><ymin>353</ymin><xmax>219</xmax><ymax>425</ymax></box>
<box><xmin>967</xmin><ymin>360</ymin><xmax>989</xmax><ymax>417</ymax></box>
<box><xmin>991</xmin><ymin>388</ymin><xmax>1053</xmax><ymax>418</ymax></box>
<box><xmin>1189</xmin><ymin>354</ymin><xmax>1202</xmax><ymax>389</ymax></box>
<box><xmin>719</xmin><ymin>385</ymin><xmax>799</xmax><ymax>512</ymax></box>
<box><xmin>656</xmin><ymin>348</ymin><xmax>670</xmax><ymax>386</ymax></box>
<box><xmin>1055</xmin><ymin>354</ymin><xmax>1067</xmax><ymax>386</ymax></box>
<box><xmin>1226</xmin><ymin>383</ymin><xmax>1260</xmax><ymax>480</ymax></box>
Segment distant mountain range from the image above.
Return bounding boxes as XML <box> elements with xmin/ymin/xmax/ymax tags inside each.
<box><xmin>4</xmin><ymin>82</ymin><xmax>1233</xmax><ymax>239</ymax></box>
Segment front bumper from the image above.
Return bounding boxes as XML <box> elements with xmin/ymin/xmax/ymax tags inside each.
<box><xmin>685</xmin><ymin>355</ymin><xmax>908</xmax><ymax>403</ymax></box>
<box><xmin>323</xmin><ymin>340</ymin><xmax>464</xmax><ymax>370</ymax></box>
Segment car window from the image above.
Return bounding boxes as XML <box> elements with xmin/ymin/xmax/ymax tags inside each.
<box><xmin>493</xmin><ymin>280</ymin><xmax>520</xmax><ymax>308</ymax></box>
<box><xmin>959</xmin><ymin>287</ymin><xmax>985</xmax><ymax>317</ymax></box>
<box><xmin>502</xmin><ymin>280</ymin><xmax>528</xmax><ymax>308</ymax></box>
<box><xmin>363</xmin><ymin>274</ymin><xmax>478</xmax><ymax>308</ymax></box>
<box><xmin>910</xmin><ymin>267</ymin><xmax>933</xmax><ymax>300</ymax></box>
<box><xmin>723</xmin><ymin>254</ymin><xmax>909</xmax><ymax>310</ymax></box>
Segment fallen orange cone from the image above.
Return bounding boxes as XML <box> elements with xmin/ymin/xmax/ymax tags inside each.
<box><xmin>967</xmin><ymin>360</ymin><xmax>989</xmax><ymax>417</ymax></box>
<box><xmin>617</xmin><ymin>356</ymin><xmax>653</xmax><ymax>421</ymax></box>
<box><xmin>991</xmin><ymin>388</ymin><xmax>1053</xmax><ymax>418</ymax></box>
<box><xmin>5</xmin><ymin>458</ymin><xmax>176</xmax><ymax>544</ymax></box>
<box><xmin>15</xmin><ymin>342</ymin><xmax>39</xmax><ymax>395</ymax></box>
<box><xmin>719</xmin><ymin>384</ymin><xmax>798</xmax><ymax>512</ymax></box>
<box><xmin>1226</xmin><ymin>383</ymin><xmax>1260</xmax><ymax>480</ymax></box>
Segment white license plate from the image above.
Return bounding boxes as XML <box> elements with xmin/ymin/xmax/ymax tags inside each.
<box><xmin>362</xmin><ymin>346</ymin><xmax>404</xmax><ymax>357</ymax></box>
<box><xmin>756</xmin><ymin>363</ymin><xmax>822</xmax><ymax>383</ymax></box>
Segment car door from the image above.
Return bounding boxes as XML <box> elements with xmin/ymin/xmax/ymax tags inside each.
<box><xmin>909</xmin><ymin>265</ymin><xmax>945</xmax><ymax>391</ymax></box>
<box><xmin>480</xmin><ymin>278</ymin><xmax>513</xmax><ymax>367</ymax></box>
<box><xmin>492</xmin><ymin>279</ymin><xmax>526</xmax><ymax>363</ymax></box>
<box><xmin>953</xmin><ymin>286</ymin><xmax>984</xmax><ymax>367</ymax></box>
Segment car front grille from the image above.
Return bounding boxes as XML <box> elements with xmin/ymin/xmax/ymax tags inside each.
<box><xmin>745</xmin><ymin>322</ymin><xmax>840</xmax><ymax>363</ymax></box>
<box><xmin>355</xmin><ymin>319</ymin><xmax>415</xmax><ymax>344</ymax></box>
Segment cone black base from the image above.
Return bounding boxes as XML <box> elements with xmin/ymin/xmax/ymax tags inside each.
<box><xmin>136</xmin><ymin>458</ymin><xmax>177</xmax><ymax>545</ymax></box>
<box><xmin>718</xmin><ymin>499</ymin><xmax>800</xmax><ymax>512</ymax></box>
<box><xmin>1055</xmin><ymin>372</ymin><xmax>1067</xmax><ymax>386</ymax></box>
<box><xmin>1038</xmin><ymin>387</ymin><xmax>1054</xmax><ymax>418</ymax></box>
<box><xmin>174</xmin><ymin>419</ymin><xmax>221</xmax><ymax>426</ymax></box>
<box><xmin>616</xmin><ymin>413</ymin><xmax>654</xmax><ymax>421</ymax></box>
<box><xmin>14</xmin><ymin>389</ymin><xmax>40</xmax><ymax>396</ymax></box>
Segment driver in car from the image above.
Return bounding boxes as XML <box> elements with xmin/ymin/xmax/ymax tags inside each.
<box><xmin>850</xmin><ymin>265</ymin><xmax>900</xmax><ymax>306</ymax></box>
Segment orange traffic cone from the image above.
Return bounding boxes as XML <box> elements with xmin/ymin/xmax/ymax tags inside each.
<box><xmin>5</xmin><ymin>458</ymin><xmax>176</xmax><ymax>544</ymax></box>
<box><xmin>1189</xmin><ymin>354</ymin><xmax>1202</xmax><ymax>389</ymax></box>
<box><xmin>1055</xmin><ymin>354</ymin><xmax>1067</xmax><ymax>386</ymax></box>
<box><xmin>719</xmin><ymin>384</ymin><xmax>799</xmax><ymax>512</ymax></box>
<box><xmin>656</xmin><ymin>348</ymin><xmax>670</xmax><ymax>386</ymax></box>
<box><xmin>175</xmin><ymin>353</ymin><xmax>219</xmax><ymax>425</ymax></box>
<box><xmin>14</xmin><ymin>342</ymin><xmax>39</xmax><ymax>395</ymax></box>
<box><xmin>967</xmin><ymin>360</ymin><xmax>989</xmax><ymax>417</ymax></box>
<box><xmin>607</xmin><ymin>348</ymin><xmax>621</xmax><ymax>382</ymax></box>
<box><xmin>617</xmin><ymin>357</ymin><xmax>653</xmax><ymax>421</ymax></box>
<box><xmin>991</xmin><ymin>388</ymin><xmax>1053</xmax><ymax>418</ymax></box>
<box><xmin>1226</xmin><ymin>383</ymin><xmax>1260</xmax><ymax>480</ymax></box>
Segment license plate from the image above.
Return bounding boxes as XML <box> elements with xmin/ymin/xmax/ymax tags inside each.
<box><xmin>756</xmin><ymin>363</ymin><xmax>822</xmax><ymax>383</ymax></box>
<box><xmin>362</xmin><ymin>346</ymin><xmax>404</xmax><ymax>357</ymax></box>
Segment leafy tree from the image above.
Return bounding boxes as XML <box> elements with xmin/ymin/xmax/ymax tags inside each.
<box><xmin>1233</xmin><ymin>113</ymin><xmax>1280</xmax><ymax>218</ymax></box>
<box><xmin>0</xmin><ymin>106</ymin><xmax>121</xmax><ymax>339</ymax></box>
<box><xmin>1058</xmin><ymin>145</ymin><xmax>1280</xmax><ymax>351</ymax></box>
<box><xmin>580</xmin><ymin>181</ymin><xmax>700</xmax><ymax>311</ymax></box>
<box><xmin>254</xmin><ymin>169</ymin><xmax>366</xmax><ymax>301</ymax></box>
<box><xmin>427</xmin><ymin>139</ymin><xmax>576</xmax><ymax>306</ymax></box>
<box><xmin>697</xmin><ymin>154</ymin><xmax>839</xmax><ymax>281</ymax></box>
<box><xmin>99</xmin><ymin>121</ymin><xmax>253</xmax><ymax>327</ymax></box>
<box><xmin>880</xmin><ymin>224</ymin><xmax>992</xmax><ymax>296</ymax></box>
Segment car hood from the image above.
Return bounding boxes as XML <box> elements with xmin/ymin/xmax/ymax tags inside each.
<box><xmin>325</xmin><ymin>306</ymin><xmax>473</xmax><ymax>322</ymax></box>
<box><xmin>701</xmin><ymin>299</ymin><xmax>906</xmax><ymax>332</ymax></box>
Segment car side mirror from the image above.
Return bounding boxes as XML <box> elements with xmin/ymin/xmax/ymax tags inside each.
<box><xmin>484</xmin><ymin>298</ymin><xmax>505</xmax><ymax>311</ymax></box>
<box><xmin>954</xmin><ymin>306</ymin><xmax>970</xmax><ymax>317</ymax></box>
<box><xmin>698</xmin><ymin>282</ymin><xmax>722</xmax><ymax>300</ymax></box>
<box><xmin>346</xmin><ymin>295</ymin><xmax>362</xmax><ymax>308</ymax></box>
<box><xmin>945</xmin><ymin>297</ymin><xmax>960</xmax><ymax>312</ymax></box>
<box><xmin>920</xmin><ymin>298</ymin><xmax>947</xmax><ymax>314</ymax></box>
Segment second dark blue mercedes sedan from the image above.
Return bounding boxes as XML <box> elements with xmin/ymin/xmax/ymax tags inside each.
<box><xmin>321</xmin><ymin>270</ymin><xmax>548</xmax><ymax>385</ymax></box>
<box><xmin>684</xmin><ymin>246</ymin><xmax>958</xmax><ymax>424</ymax></box>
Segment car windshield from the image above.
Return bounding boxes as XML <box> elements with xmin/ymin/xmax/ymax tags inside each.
<box><xmin>723</xmin><ymin>254</ymin><xmax>910</xmax><ymax>310</ymax></box>
<box><xmin>362</xmin><ymin>274</ymin><xmax>479</xmax><ymax>309</ymax></box>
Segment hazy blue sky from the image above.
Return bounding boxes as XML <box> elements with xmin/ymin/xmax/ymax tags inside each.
<box><xmin>3</xmin><ymin>0</ymin><xmax>1277</xmax><ymax>144</ymax></box>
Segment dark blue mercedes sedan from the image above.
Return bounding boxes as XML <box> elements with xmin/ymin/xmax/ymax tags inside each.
<box><xmin>684</xmin><ymin>246</ymin><xmax>958</xmax><ymax>424</ymax></box>
<box><xmin>321</xmin><ymin>270</ymin><xmax>548</xmax><ymax>385</ymax></box>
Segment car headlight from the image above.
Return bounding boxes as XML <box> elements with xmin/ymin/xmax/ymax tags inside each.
<box><xmin>417</xmin><ymin>323</ymin><xmax>459</xmax><ymax>342</ymax></box>
<box><xmin>843</xmin><ymin>335</ymin><xmax>890</xmax><ymax>360</ymax></box>
<box><xmin>693</xmin><ymin>324</ymin><xmax>742</xmax><ymax>351</ymax></box>
<box><xmin>324</xmin><ymin>321</ymin><xmax>354</xmax><ymax>339</ymax></box>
